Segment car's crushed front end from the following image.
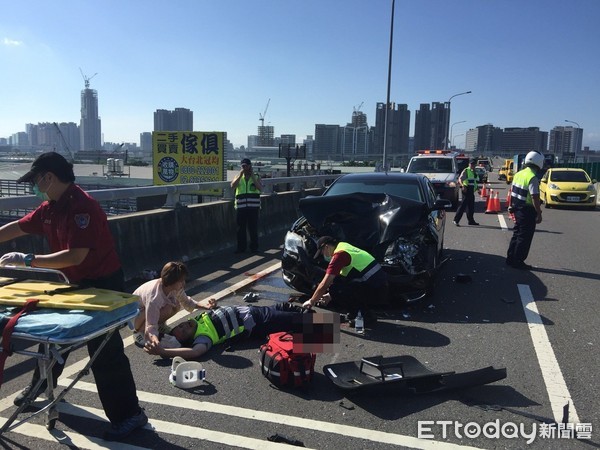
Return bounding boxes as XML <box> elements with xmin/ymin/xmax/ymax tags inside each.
<box><xmin>281</xmin><ymin>193</ymin><xmax>442</xmax><ymax>302</ymax></box>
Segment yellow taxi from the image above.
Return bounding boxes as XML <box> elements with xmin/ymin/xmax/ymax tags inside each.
<box><xmin>539</xmin><ymin>168</ymin><xmax>597</xmax><ymax>209</ymax></box>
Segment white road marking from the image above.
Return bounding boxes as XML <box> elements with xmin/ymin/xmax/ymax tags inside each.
<box><xmin>517</xmin><ymin>284</ymin><xmax>580</xmax><ymax>424</ymax></box>
<box><xmin>498</xmin><ymin>213</ymin><xmax>508</xmax><ymax>230</ymax></box>
<box><xmin>0</xmin><ymin>416</ymin><xmax>147</xmax><ymax>449</ymax></box>
<box><xmin>54</xmin><ymin>380</ymin><xmax>481</xmax><ymax>449</ymax></box>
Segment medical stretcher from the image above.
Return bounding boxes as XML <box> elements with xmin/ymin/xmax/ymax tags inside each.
<box><xmin>0</xmin><ymin>267</ymin><xmax>138</xmax><ymax>433</ymax></box>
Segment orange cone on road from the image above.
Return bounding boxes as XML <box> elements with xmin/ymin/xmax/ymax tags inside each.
<box><xmin>505</xmin><ymin>191</ymin><xmax>511</xmax><ymax>209</ymax></box>
<box><xmin>480</xmin><ymin>183</ymin><xmax>488</xmax><ymax>198</ymax></box>
<box><xmin>485</xmin><ymin>190</ymin><xmax>501</xmax><ymax>214</ymax></box>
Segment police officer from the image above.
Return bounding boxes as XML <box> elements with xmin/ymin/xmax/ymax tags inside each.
<box><xmin>506</xmin><ymin>151</ymin><xmax>544</xmax><ymax>270</ymax></box>
<box><xmin>0</xmin><ymin>152</ymin><xmax>146</xmax><ymax>440</ymax></box>
<box><xmin>231</xmin><ymin>158</ymin><xmax>262</xmax><ymax>253</ymax></box>
<box><xmin>453</xmin><ymin>158</ymin><xmax>480</xmax><ymax>226</ymax></box>
<box><xmin>302</xmin><ymin>236</ymin><xmax>388</xmax><ymax>327</ymax></box>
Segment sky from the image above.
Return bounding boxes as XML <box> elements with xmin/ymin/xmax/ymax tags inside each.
<box><xmin>1</xmin><ymin>0</ymin><xmax>599</xmax><ymax>150</ymax></box>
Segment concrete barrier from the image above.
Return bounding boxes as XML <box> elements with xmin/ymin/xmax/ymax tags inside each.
<box><xmin>0</xmin><ymin>188</ymin><xmax>323</xmax><ymax>281</ymax></box>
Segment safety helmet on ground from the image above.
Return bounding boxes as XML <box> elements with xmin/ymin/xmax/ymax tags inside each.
<box><xmin>524</xmin><ymin>151</ymin><xmax>544</xmax><ymax>169</ymax></box>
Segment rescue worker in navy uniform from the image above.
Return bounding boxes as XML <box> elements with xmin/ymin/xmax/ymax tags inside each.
<box><xmin>453</xmin><ymin>158</ymin><xmax>480</xmax><ymax>226</ymax></box>
<box><xmin>145</xmin><ymin>303</ymin><xmax>307</xmax><ymax>359</ymax></box>
<box><xmin>0</xmin><ymin>152</ymin><xmax>147</xmax><ymax>441</ymax></box>
<box><xmin>506</xmin><ymin>151</ymin><xmax>544</xmax><ymax>270</ymax></box>
<box><xmin>302</xmin><ymin>236</ymin><xmax>389</xmax><ymax>327</ymax></box>
<box><xmin>231</xmin><ymin>158</ymin><xmax>262</xmax><ymax>253</ymax></box>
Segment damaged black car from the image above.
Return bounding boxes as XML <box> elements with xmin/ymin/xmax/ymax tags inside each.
<box><xmin>281</xmin><ymin>172</ymin><xmax>451</xmax><ymax>302</ymax></box>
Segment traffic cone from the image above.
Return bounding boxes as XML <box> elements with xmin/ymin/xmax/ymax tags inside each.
<box><xmin>493</xmin><ymin>191</ymin><xmax>501</xmax><ymax>212</ymax></box>
<box><xmin>505</xmin><ymin>191</ymin><xmax>511</xmax><ymax>209</ymax></box>
<box><xmin>485</xmin><ymin>190</ymin><xmax>501</xmax><ymax>214</ymax></box>
<box><xmin>480</xmin><ymin>183</ymin><xmax>488</xmax><ymax>198</ymax></box>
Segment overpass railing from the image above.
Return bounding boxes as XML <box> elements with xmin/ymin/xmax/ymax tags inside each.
<box><xmin>0</xmin><ymin>174</ymin><xmax>340</xmax><ymax>212</ymax></box>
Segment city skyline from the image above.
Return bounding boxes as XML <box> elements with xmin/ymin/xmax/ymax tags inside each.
<box><xmin>1</xmin><ymin>0</ymin><xmax>599</xmax><ymax>150</ymax></box>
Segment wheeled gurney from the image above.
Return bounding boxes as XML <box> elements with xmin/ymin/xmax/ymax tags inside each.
<box><xmin>0</xmin><ymin>267</ymin><xmax>138</xmax><ymax>433</ymax></box>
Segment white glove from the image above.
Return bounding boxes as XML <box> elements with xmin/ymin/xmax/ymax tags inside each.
<box><xmin>0</xmin><ymin>252</ymin><xmax>28</xmax><ymax>267</ymax></box>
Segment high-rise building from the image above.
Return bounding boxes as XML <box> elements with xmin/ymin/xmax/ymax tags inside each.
<box><xmin>341</xmin><ymin>110</ymin><xmax>369</xmax><ymax>159</ymax></box>
<box><xmin>257</xmin><ymin>125</ymin><xmax>274</xmax><ymax>146</ymax></box>
<box><xmin>373</xmin><ymin>102</ymin><xmax>410</xmax><ymax>157</ymax></box>
<box><xmin>80</xmin><ymin>80</ymin><xmax>102</xmax><ymax>151</ymax></box>
<box><xmin>314</xmin><ymin>124</ymin><xmax>340</xmax><ymax>160</ymax></box>
<box><xmin>474</xmin><ymin>124</ymin><xmax>503</xmax><ymax>154</ymax></box>
<box><xmin>549</xmin><ymin>126</ymin><xmax>582</xmax><ymax>160</ymax></box>
<box><xmin>414</xmin><ymin>102</ymin><xmax>447</xmax><ymax>151</ymax></box>
<box><xmin>154</xmin><ymin>108</ymin><xmax>193</xmax><ymax>131</ymax></box>
<box><xmin>501</xmin><ymin>127</ymin><xmax>547</xmax><ymax>154</ymax></box>
<box><xmin>280</xmin><ymin>134</ymin><xmax>296</xmax><ymax>146</ymax></box>
<box><xmin>465</xmin><ymin>128</ymin><xmax>478</xmax><ymax>153</ymax></box>
<box><xmin>140</xmin><ymin>132</ymin><xmax>152</xmax><ymax>152</ymax></box>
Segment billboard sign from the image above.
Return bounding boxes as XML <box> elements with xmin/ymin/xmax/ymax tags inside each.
<box><xmin>152</xmin><ymin>131</ymin><xmax>225</xmax><ymax>195</ymax></box>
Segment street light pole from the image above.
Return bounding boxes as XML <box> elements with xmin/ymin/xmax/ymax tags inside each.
<box><xmin>382</xmin><ymin>0</ymin><xmax>395</xmax><ymax>171</ymax></box>
<box><xmin>444</xmin><ymin>91</ymin><xmax>471</xmax><ymax>150</ymax></box>
<box><xmin>452</xmin><ymin>133</ymin><xmax>464</xmax><ymax>149</ymax></box>
<box><xmin>450</xmin><ymin>120</ymin><xmax>466</xmax><ymax>149</ymax></box>
<box><xmin>564</xmin><ymin>119</ymin><xmax>581</xmax><ymax>162</ymax></box>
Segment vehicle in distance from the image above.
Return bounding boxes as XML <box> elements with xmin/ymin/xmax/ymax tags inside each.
<box><xmin>477</xmin><ymin>158</ymin><xmax>493</xmax><ymax>172</ymax></box>
<box><xmin>474</xmin><ymin>166</ymin><xmax>488</xmax><ymax>184</ymax></box>
<box><xmin>498</xmin><ymin>158</ymin><xmax>512</xmax><ymax>181</ymax></box>
<box><xmin>406</xmin><ymin>150</ymin><xmax>460</xmax><ymax>208</ymax></box>
<box><xmin>281</xmin><ymin>172</ymin><xmax>451</xmax><ymax>302</ymax></box>
<box><xmin>539</xmin><ymin>168</ymin><xmax>597</xmax><ymax>209</ymax></box>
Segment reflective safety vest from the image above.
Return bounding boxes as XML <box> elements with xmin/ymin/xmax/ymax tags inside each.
<box><xmin>511</xmin><ymin>167</ymin><xmax>537</xmax><ymax>207</ymax></box>
<box><xmin>463</xmin><ymin>168</ymin><xmax>479</xmax><ymax>190</ymax></box>
<box><xmin>192</xmin><ymin>306</ymin><xmax>245</xmax><ymax>345</ymax></box>
<box><xmin>234</xmin><ymin>176</ymin><xmax>261</xmax><ymax>210</ymax></box>
<box><xmin>334</xmin><ymin>242</ymin><xmax>382</xmax><ymax>281</ymax></box>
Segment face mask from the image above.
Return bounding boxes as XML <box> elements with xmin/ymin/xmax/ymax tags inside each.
<box><xmin>323</xmin><ymin>254</ymin><xmax>332</xmax><ymax>262</ymax></box>
<box><xmin>32</xmin><ymin>183</ymin><xmax>50</xmax><ymax>201</ymax></box>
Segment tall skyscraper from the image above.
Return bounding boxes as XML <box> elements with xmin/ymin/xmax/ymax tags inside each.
<box><xmin>373</xmin><ymin>102</ymin><xmax>410</xmax><ymax>156</ymax></box>
<box><xmin>154</xmin><ymin>108</ymin><xmax>193</xmax><ymax>131</ymax></box>
<box><xmin>414</xmin><ymin>102</ymin><xmax>447</xmax><ymax>151</ymax></box>
<box><xmin>475</xmin><ymin>124</ymin><xmax>503</xmax><ymax>154</ymax></box>
<box><xmin>314</xmin><ymin>124</ymin><xmax>340</xmax><ymax>160</ymax></box>
<box><xmin>549</xmin><ymin>126</ymin><xmax>582</xmax><ymax>160</ymax></box>
<box><xmin>79</xmin><ymin>77</ymin><xmax>102</xmax><ymax>151</ymax></box>
<box><xmin>341</xmin><ymin>110</ymin><xmax>369</xmax><ymax>159</ymax></box>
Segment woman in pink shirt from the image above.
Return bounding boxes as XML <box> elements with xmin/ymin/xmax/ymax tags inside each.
<box><xmin>133</xmin><ymin>261</ymin><xmax>214</xmax><ymax>347</ymax></box>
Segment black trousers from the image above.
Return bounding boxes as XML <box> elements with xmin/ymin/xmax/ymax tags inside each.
<box><xmin>454</xmin><ymin>186</ymin><xmax>476</xmax><ymax>223</ymax></box>
<box><xmin>507</xmin><ymin>207</ymin><xmax>537</xmax><ymax>264</ymax></box>
<box><xmin>328</xmin><ymin>270</ymin><xmax>389</xmax><ymax>317</ymax></box>
<box><xmin>32</xmin><ymin>268</ymin><xmax>140</xmax><ymax>424</ymax></box>
<box><xmin>236</xmin><ymin>207</ymin><xmax>259</xmax><ymax>252</ymax></box>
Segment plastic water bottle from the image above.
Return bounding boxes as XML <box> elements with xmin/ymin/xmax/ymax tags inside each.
<box><xmin>355</xmin><ymin>310</ymin><xmax>364</xmax><ymax>334</ymax></box>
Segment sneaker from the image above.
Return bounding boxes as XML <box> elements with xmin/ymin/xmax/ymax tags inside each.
<box><xmin>453</xmin><ymin>221</ymin><xmax>460</xmax><ymax>227</ymax></box>
<box><xmin>103</xmin><ymin>409</ymin><xmax>148</xmax><ymax>441</ymax></box>
<box><xmin>133</xmin><ymin>332</ymin><xmax>145</xmax><ymax>348</ymax></box>
<box><xmin>13</xmin><ymin>382</ymin><xmax>47</xmax><ymax>407</ymax></box>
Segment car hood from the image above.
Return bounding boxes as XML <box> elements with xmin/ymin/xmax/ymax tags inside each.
<box><xmin>298</xmin><ymin>193</ymin><xmax>428</xmax><ymax>250</ymax></box>
<box><xmin>418</xmin><ymin>172</ymin><xmax>455</xmax><ymax>183</ymax></box>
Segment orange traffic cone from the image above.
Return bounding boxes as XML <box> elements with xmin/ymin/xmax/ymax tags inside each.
<box><xmin>480</xmin><ymin>183</ymin><xmax>488</xmax><ymax>198</ymax></box>
<box><xmin>485</xmin><ymin>190</ymin><xmax>501</xmax><ymax>214</ymax></box>
<box><xmin>505</xmin><ymin>191</ymin><xmax>511</xmax><ymax>209</ymax></box>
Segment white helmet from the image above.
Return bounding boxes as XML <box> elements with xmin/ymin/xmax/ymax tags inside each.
<box><xmin>524</xmin><ymin>151</ymin><xmax>544</xmax><ymax>169</ymax></box>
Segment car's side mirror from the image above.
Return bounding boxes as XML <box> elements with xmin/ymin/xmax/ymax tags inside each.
<box><xmin>433</xmin><ymin>199</ymin><xmax>453</xmax><ymax>210</ymax></box>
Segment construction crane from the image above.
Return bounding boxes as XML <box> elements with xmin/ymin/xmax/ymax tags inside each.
<box><xmin>353</xmin><ymin>101</ymin><xmax>364</xmax><ymax>113</ymax></box>
<box><xmin>53</xmin><ymin>122</ymin><xmax>75</xmax><ymax>163</ymax></box>
<box><xmin>79</xmin><ymin>67</ymin><xmax>98</xmax><ymax>89</ymax></box>
<box><xmin>259</xmin><ymin>98</ymin><xmax>271</xmax><ymax>127</ymax></box>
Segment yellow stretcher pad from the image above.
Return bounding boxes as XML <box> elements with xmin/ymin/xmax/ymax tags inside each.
<box><xmin>0</xmin><ymin>279</ymin><xmax>139</xmax><ymax>311</ymax></box>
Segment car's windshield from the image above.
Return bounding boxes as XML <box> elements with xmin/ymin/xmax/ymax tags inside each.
<box><xmin>549</xmin><ymin>171</ymin><xmax>589</xmax><ymax>183</ymax></box>
<box><xmin>407</xmin><ymin>158</ymin><xmax>453</xmax><ymax>173</ymax></box>
<box><xmin>455</xmin><ymin>159</ymin><xmax>469</xmax><ymax>174</ymax></box>
<box><xmin>325</xmin><ymin>180</ymin><xmax>423</xmax><ymax>202</ymax></box>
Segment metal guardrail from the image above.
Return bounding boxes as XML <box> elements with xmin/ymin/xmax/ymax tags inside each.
<box><xmin>0</xmin><ymin>174</ymin><xmax>340</xmax><ymax>211</ymax></box>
